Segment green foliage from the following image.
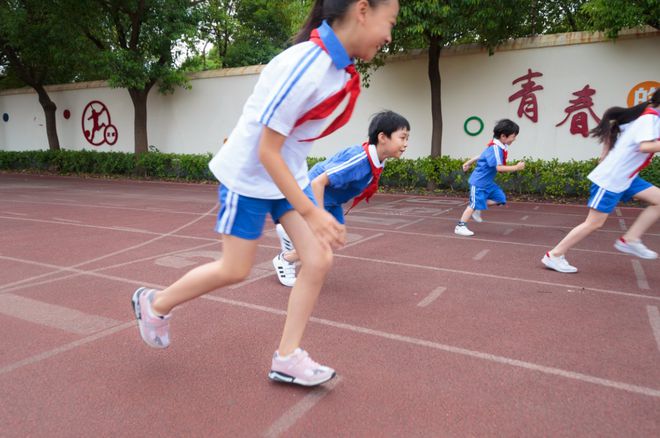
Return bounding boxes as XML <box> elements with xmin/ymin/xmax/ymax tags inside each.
<box><xmin>0</xmin><ymin>1</ymin><xmax>102</xmax><ymax>90</ymax></box>
<box><xmin>1</xmin><ymin>151</ymin><xmax>658</xmax><ymax>199</ymax></box>
<box><xmin>182</xmin><ymin>0</ymin><xmax>294</xmax><ymax>71</ymax></box>
<box><xmin>582</xmin><ymin>0</ymin><xmax>659</xmax><ymax>37</ymax></box>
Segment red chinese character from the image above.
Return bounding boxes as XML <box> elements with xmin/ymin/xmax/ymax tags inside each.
<box><xmin>556</xmin><ymin>85</ymin><xmax>601</xmax><ymax>137</ymax></box>
<box><xmin>509</xmin><ymin>68</ymin><xmax>544</xmax><ymax>123</ymax></box>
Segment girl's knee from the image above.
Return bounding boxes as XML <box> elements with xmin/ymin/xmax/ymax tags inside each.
<box><xmin>302</xmin><ymin>248</ymin><xmax>333</xmax><ymax>273</ymax></box>
<box><xmin>586</xmin><ymin>218</ymin><xmax>606</xmax><ymax>231</ymax></box>
<box><xmin>216</xmin><ymin>260</ymin><xmax>251</xmax><ymax>284</ymax></box>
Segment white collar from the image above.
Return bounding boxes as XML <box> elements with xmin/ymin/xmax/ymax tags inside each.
<box><xmin>492</xmin><ymin>138</ymin><xmax>507</xmax><ymax>150</ymax></box>
<box><xmin>368</xmin><ymin>144</ymin><xmax>384</xmax><ymax>168</ymax></box>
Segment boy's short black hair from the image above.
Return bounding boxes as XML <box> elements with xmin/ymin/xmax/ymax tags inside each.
<box><xmin>493</xmin><ymin>119</ymin><xmax>519</xmax><ymax>138</ymax></box>
<box><xmin>368</xmin><ymin>110</ymin><xmax>410</xmax><ymax>145</ymax></box>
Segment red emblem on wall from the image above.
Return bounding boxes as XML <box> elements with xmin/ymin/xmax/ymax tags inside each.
<box><xmin>82</xmin><ymin>100</ymin><xmax>118</xmax><ymax>146</ymax></box>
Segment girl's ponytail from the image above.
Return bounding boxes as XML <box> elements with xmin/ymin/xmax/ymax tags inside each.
<box><xmin>294</xmin><ymin>0</ymin><xmax>325</xmax><ymax>44</ymax></box>
<box><xmin>590</xmin><ymin>96</ymin><xmax>655</xmax><ymax>150</ymax></box>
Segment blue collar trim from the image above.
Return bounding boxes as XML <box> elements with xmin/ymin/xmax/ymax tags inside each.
<box><xmin>317</xmin><ymin>20</ymin><xmax>352</xmax><ymax>69</ymax></box>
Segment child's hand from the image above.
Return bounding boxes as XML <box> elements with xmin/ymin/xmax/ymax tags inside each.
<box><xmin>462</xmin><ymin>162</ymin><xmax>471</xmax><ymax>172</ymax></box>
<box><xmin>303</xmin><ymin>207</ymin><xmax>346</xmax><ymax>250</ymax></box>
<box><xmin>515</xmin><ymin>161</ymin><xmax>525</xmax><ymax>171</ymax></box>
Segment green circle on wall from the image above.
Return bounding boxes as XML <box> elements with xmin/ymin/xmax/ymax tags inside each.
<box><xmin>464</xmin><ymin>116</ymin><xmax>484</xmax><ymax>136</ymax></box>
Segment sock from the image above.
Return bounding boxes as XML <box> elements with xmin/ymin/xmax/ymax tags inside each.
<box><xmin>457</xmin><ymin>221</ymin><xmax>466</xmax><ymax>226</ymax></box>
<box><xmin>276</xmin><ymin>348</ymin><xmax>300</xmax><ymax>361</ymax></box>
<box><xmin>147</xmin><ymin>293</ymin><xmax>168</xmax><ymax>319</ymax></box>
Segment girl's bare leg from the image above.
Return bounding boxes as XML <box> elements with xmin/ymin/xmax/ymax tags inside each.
<box><xmin>624</xmin><ymin>186</ymin><xmax>660</xmax><ymax>241</ymax></box>
<box><xmin>152</xmin><ymin>235</ymin><xmax>258</xmax><ymax>315</ymax></box>
<box><xmin>549</xmin><ymin>208</ymin><xmax>609</xmax><ymax>257</ymax></box>
<box><xmin>277</xmin><ymin>211</ymin><xmax>334</xmax><ymax>356</ymax></box>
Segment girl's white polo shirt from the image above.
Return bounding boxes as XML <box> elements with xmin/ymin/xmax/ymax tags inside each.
<box><xmin>209</xmin><ymin>23</ymin><xmax>353</xmax><ymax>200</ymax></box>
<box><xmin>588</xmin><ymin>112</ymin><xmax>660</xmax><ymax>193</ymax></box>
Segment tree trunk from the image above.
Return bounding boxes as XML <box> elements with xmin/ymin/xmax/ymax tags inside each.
<box><xmin>128</xmin><ymin>87</ymin><xmax>151</xmax><ymax>154</ymax></box>
<box><xmin>34</xmin><ymin>85</ymin><xmax>60</xmax><ymax>151</ymax></box>
<box><xmin>428</xmin><ymin>36</ymin><xmax>443</xmax><ymax>158</ymax></box>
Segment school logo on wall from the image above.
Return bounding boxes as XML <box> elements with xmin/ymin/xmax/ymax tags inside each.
<box><xmin>627</xmin><ymin>81</ymin><xmax>659</xmax><ymax>107</ymax></box>
<box><xmin>82</xmin><ymin>100</ymin><xmax>118</xmax><ymax>146</ymax></box>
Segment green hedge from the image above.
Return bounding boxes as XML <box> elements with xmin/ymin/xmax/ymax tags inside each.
<box><xmin>1</xmin><ymin>149</ymin><xmax>658</xmax><ymax>198</ymax></box>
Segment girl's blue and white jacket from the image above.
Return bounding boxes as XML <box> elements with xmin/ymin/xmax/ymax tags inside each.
<box><xmin>208</xmin><ymin>22</ymin><xmax>354</xmax><ymax>200</ymax></box>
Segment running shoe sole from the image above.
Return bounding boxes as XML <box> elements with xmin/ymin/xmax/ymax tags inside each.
<box><xmin>268</xmin><ymin>370</ymin><xmax>336</xmax><ymax>387</ymax></box>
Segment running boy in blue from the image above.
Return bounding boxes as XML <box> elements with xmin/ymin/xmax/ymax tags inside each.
<box><xmin>455</xmin><ymin>119</ymin><xmax>525</xmax><ymax>236</ymax></box>
<box><xmin>273</xmin><ymin>110</ymin><xmax>410</xmax><ymax>286</ymax></box>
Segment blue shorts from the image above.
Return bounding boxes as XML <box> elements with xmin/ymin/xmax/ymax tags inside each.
<box><xmin>215</xmin><ymin>185</ymin><xmax>316</xmax><ymax>240</ymax></box>
<box><xmin>587</xmin><ymin>177</ymin><xmax>652</xmax><ymax>213</ymax></box>
<box><xmin>325</xmin><ymin>205</ymin><xmax>345</xmax><ymax>225</ymax></box>
<box><xmin>469</xmin><ymin>184</ymin><xmax>506</xmax><ymax>210</ymax></box>
<box><xmin>278</xmin><ymin>198</ymin><xmax>345</xmax><ymax>224</ymax></box>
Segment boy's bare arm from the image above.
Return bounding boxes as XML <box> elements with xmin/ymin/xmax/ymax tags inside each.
<box><xmin>462</xmin><ymin>155</ymin><xmax>480</xmax><ymax>172</ymax></box>
<box><xmin>496</xmin><ymin>161</ymin><xmax>525</xmax><ymax>173</ymax></box>
<box><xmin>310</xmin><ymin>172</ymin><xmax>330</xmax><ymax>209</ymax></box>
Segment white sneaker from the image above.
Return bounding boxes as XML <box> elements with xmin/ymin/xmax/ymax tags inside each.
<box><xmin>541</xmin><ymin>252</ymin><xmax>578</xmax><ymax>273</ymax></box>
<box><xmin>471</xmin><ymin>210</ymin><xmax>483</xmax><ymax>223</ymax></box>
<box><xmin>454</xmin><ymin>224</ymin><xmax>474</xmax><ymax>236</ymax></box>
<box><xmin>273</xmin><ymin>252</ymin><xmax>296</xmax><ymax>287</ymax></box>
<box><xmin>275</xmin><ymin>223</ymin><xmax>294</xmax><ymax>252</ymax></box>
<box><xmin>269</xmin><ymin>348</ymin><xmax>336</xmax><ymax>387</ymax></box>
<box><xmin>614</xmin><ymin>238</ymin><xmax>658</xmax><ymax>260</ymax></box>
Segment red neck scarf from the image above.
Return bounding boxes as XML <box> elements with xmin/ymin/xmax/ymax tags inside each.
<box><xmin>294</xmin><ymin>28</ymin><xmax>361</xmax><ymax>142</ymax></box>
<box><xmin>489</xmin><ymin>140</ymin><xmax>508</xmax><ymax>165</ymax></box>
<box><xmin>345</xmin><ymin>142</ymin><xmax>382</xmax><ymax>214</ymax></box>
<box><xmin>641</xmin><ymin>107</ymin><xmax>660</xmax><ymax>117</ymax></box>
<box><xmin>628</xmin><ymin>106</ymin><xmax>659</xmax><ymax>178</ymax></box>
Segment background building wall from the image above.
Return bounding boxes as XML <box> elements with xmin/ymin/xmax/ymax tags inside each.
<box><xmin>0</xmin><ymin>30</ymin><xmax>658</xmax><ymax>161</ymax></box>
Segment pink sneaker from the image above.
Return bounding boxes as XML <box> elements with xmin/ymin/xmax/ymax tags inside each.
<box><xmin>131</xmin><ymin>287</ymin><xmax>171</xmax><ymax>349</ymax></box>
<box><xmin>269</xmin><ymin>348</ymin><xmax>336</xmax><ymax>386</ymax></box>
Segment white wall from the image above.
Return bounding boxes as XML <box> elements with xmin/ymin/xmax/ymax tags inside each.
<box><xmin>1</xmin><ymin>29</ymin><xmax>658</xmax><ymax>161</ymax></box>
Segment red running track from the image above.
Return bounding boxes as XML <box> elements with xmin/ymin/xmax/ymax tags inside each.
<box><xmin>1</xmin><ymin>173</ymin><xmax>659</xmax><ymax>437</ymax></box>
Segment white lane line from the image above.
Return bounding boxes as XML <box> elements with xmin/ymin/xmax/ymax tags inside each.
<box><xmin>503</xmin><ymin>228</ymin><xmax>514</xmax><ymax>236</ymax></box>
<box><xmin>473</xmin><ymin>249</ymin><xmax>490</xmax><ymax>261</ymax></box>
<box><xmin>336</xmin><ymin>253</ymin><xmax>660</xmax><ymax>302</ymax></box>
<box><xmin>202</xmin><ymin>295</ymin><xmax>660</xmax><ymax>399</ymax></box>
<box><xmin>263</xmin><ymin>377</ymin><xmax>341</xmax><ymax>438</ymax></box>
<box><xmin>0</xmin><ymin>241</ymin><xmax>219</xmax><ymax>294</ymax></box>
<box><xmin>339</xmin><ymin>233</ymin><xmax>384</xmax><ymax>250</ymax></box>
<box><xmin>0</xmin><ymin>322</ymin><xmax>133</xmax><ymax>376</ymax></box>
<box><xmin>533</xmin><ymin>206</ymin><xmax>540</xmax><ymax>211</ymax></box>
<box><xmin>0</xmin><ymin>294</ymin><xmax>120</xmax><ymax>335</ymax></box>
<box><xmin>395</xmin><ymin>218</ymin><xmax>425</xmax><ymax>230</ymax></box>
<box><xmin>647</xmin><ymin>306</ymin><xmax>660</xmax><ymax>353</ymax></box>
<box><xmin>432</xmin><ymin>209</ymin><xmax>454</xmax><ymax>216</ymax></box>
<box><xmin>2</xmin><ymin>278</ymin><xmax>658</xmax><ymax>400</ymax></box>
<box><xmin>3</xmin><ymin>198</ymin><xmax>216</xmax><ymax>218</ymax></box>
<box><xmin>52</xmin><ymin>217</ymin><xmax>82</xmax><ymax>223</ymax></box>
<box><xmin>417</xmin><ymin>286</ymin><xmax>447</xmax><ymax>307</ymax></box>
<box><xmin>2</xmin><ymin>211</ymin><xmax>27</xmax><ymax>216</ymax></box>
<box><xmin>615</xmin><ymin>208</ymin><xmax>622</xmax><ymax>217</ymax></box>
<box><xmin>618</xmin><ymin>219</ymin><xmax>627</xmax><ymax>231</ymax></box>
<box><xmin>3</xmin><ymin>243</ymin><xmax>659</xmax><ymax>303</ymax></box>
<box><xmin>0</xmin><ymin>204</ymin><xmax>217</xmax><ymax>291</ymax></box>
<box><xmin>631</xmin><ymin>260</ymin><xmax>650</xmax><ymax>290</ymax></box>
<box><xmin>521</xmin><ymin>215</ymin><xmax>529</xmax><ymax>221</ymax></box>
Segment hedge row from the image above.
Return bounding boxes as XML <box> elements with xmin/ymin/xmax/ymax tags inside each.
<box><xmin>1</xmin><ymin>149</ymin><xmax>658</xmax><ymax>198</ymax></box>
